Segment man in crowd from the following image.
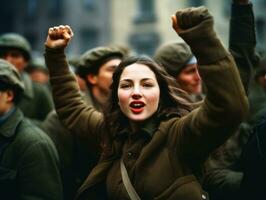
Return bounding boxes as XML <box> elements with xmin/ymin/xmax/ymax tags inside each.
<box><xmin>0</xmin><ymin>33</ymin><xmax>53</xmax><ymax>122</ymax></box>
<box><xmin>0</xmin><ymin>59</ymin><xmax>62</xmax><ymax>199</ymax></box>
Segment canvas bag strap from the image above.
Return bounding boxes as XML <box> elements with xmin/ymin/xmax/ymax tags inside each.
<box><xmin>120</xmin><ymin>159</ymin><xmax>141</xmax><ymax>200</ymax></box>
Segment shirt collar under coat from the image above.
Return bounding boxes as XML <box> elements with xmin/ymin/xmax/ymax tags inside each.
<box><xmin>0</xmin><ymin>107</ymin><xmax>23</xmax><ymax>138</ymax></box>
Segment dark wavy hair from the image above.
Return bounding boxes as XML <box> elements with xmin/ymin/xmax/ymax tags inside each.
<box><xmin>103</xmin><ymin>56</ymin><xmax>193</xmax><ymax>137</ymax></box>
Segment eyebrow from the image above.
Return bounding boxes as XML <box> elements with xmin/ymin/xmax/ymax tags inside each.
<box><xmin>119</xmin><ymin>78</ymin><xmax>155</xmax><ymax>82</ymax></box>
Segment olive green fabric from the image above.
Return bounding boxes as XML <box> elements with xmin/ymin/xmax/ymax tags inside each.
<box><xmin>0</xmin><ymin>33</ymin><xmax>31</xmax><ymax>60</ymax></box>
<box><xmin>45</xmin><ymin>6</ymin><xmax>248</xmax><ymax>200</ymax></box>
<box><xmin>40</xmin><ymin>92</ymin><xmax>101</xmax><ymax>200</ymax></box>
<box><xmin>17</xmin><ymin>73</ymin><xmax>54</xmax><ymax>122</ymax></box>
<box><xmin>26</xmin><ymin>57</ymin><xmax>48</xmax><ymax>73</ymax></box>
<box><xmin>203</xmin><ymin>4</ymin><xmax>265</xmax><ymax>200</ymax></box>
<box><xmin>154</xmin><ymin>42</ymin><xmax>194</xmax><ymax>76</ymax></box>
<box><xmin>77</xmin><ymin>46</ymin><xmax>123</xmax><ymax>79</ymax></box>
<box><xmin>0</xmin><ymin>59</ymin><xmax>24</xmax><ymax>92</ymax></box>
<box><xmin>0</xmin><ymin>108</ymin><xmax>63</xmax><ymax>199</ymax></box>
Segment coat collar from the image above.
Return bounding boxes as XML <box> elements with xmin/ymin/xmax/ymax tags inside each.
<box><xmin>116</xmin><ymin>116</ymin><xmax>158</xmax><ymax>138</ymax></box>
<box><xmin>0</xmin><ymin>107</ymin><xmax>23</xmax><ymax>138</ymax></box>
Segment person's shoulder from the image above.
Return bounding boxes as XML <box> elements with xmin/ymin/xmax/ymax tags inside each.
<box><xmin>31</xmin><ymin>81</ymin><xmax>51</xmax><ymax>95</ymax></box>
<box><xmin>15</xmin><ymin>118</ymin><xmax>55</xmax><ymax>148</ymax></box>
<box><xmin>158</xmin><ymin>117</ymin><xmax>181</xmax><ymax>132</ymax></box>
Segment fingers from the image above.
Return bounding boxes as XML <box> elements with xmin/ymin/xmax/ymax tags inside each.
<box><xmin>62</xmin><ymin>25</ymin><xmax>74</xmax><ymax>41</ymax></box>
<box><xmin>46</xmin><ymin>25</ymin><xmax>73</xmax><ymax>49</ymax></box>
<box><xmin>171</xmin><ymin>14</ymin><xmax>182</xmax><ymax>33</ymax></box>
<box><xmin>174</xmin><ymin>7</ymin><xmax>211</xmax><ymax>30</ymax></box>
<box><xmin>171</xmin><ymin>15</ymin><xmax>177</xmax><ymax>30</ymax></box>
<box><xmin>64</xmin><ymin>25</ymin><xmax>74</xmax><ymax>37</ymax></box>
<box><xmin>48</xmin><ymin>25</ymin><xmax>74</xmax><ymax>40</ymax></box>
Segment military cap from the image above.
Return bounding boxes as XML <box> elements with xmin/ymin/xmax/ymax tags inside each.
<box><xmin>77</xmin><ymin>46</ymin><xmax>123</xmax><ymax>79</ymax></box>
<box><xmin>154</xmin><ymin>42</ymin><xmax>196</xmax><ymax>77</ymax></box>
<box><xmin>0</xmin><ymin>59</ymin><xmax>24</xmax><ymax>92</ymax></box>
<box><xmin>26</xmin><ymin>57</ymin><xmax>48</xmax><ymax>73</ymax></box>
<box><xmin>0</xmin><ymin>33</ymin><xmax>31</xmax><ymax>60</ymax></box>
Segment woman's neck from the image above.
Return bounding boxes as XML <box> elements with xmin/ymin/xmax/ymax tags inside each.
<box><xmin>129</xmin><ymin>121</ymin><xmax>141</xmax><ymax>133</ymax></box>
<box><xmin>129</xmin><ymin>115</ymin><xmax>156</xmax><ymax>133</ymax></box>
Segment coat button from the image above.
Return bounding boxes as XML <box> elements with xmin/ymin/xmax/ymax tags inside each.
<box><xmin>202</xmin><ymin>194</ymin><xmax>207</xmax><ymax>199</ymax></box>
<box><xmin>127</xmin><ymin>152</ymin><xmax>132</xmax><ymax>158</ymax></box>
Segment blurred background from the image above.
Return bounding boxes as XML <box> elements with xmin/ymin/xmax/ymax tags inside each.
<box><xmin>1</xmin><ymin>0</ymin><xmax>265</xmax><ymax>57</ymax></box>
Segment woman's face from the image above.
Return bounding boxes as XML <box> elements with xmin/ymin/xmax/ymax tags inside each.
<box><xmin>118</xmin><ymin>63</ymin><xmax>160</xmax><ymax>122</ymax></box>
<box><xmin>176</xmin><ymin>63</ymin><xmax>202</xmax><ymax>94</ymax></box>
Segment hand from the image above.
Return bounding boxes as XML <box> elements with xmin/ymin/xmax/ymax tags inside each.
<box><xmin>171</xmin><ymin>14</ymin><xmax>183</xmax><ymax>34</ymax></box>
<box><xmin>233</xmin><ymin>0</ymin><xmax>250</xmax><ymax>5</ymax></box>
<box><xmin>45</xmin><ymin>25</ymin><xmax>74</xmax><ymax>49</ymax></box>
<box><xmin>173</xmin><ymin>6</ymin><xmax>213</xmax><ymax>32</ymax></box>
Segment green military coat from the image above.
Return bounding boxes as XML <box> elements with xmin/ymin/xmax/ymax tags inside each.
<box><xmin>203</xmin><ymin>4</ymin><xmax>266</xmax><ymax>200</ymax></box>
<box><xmin>0</xmin><ymin>108</ymin><xmax>63</xmax><ymax>199</ymax></box>
<box><xmin>17</xmin><ymin>73</ymin><xmax>54</xmax><ymax>122</ymax></box>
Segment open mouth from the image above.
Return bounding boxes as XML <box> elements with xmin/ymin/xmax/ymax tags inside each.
<box><xmin>130</xmin><ymin>101</ymin><xmax>145</xmax><ymax>114</ymax></box>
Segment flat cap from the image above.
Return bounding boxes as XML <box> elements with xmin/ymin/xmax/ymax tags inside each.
<box><xmin>0</xmin><ymin>33</ymin><xmax>31</xmax><ymax>60</ymax></box>
<box><xmin>154</xmin><ymin>42</ymin><xmax>195</xmax><ymax>77</ymax></box>
<box><xmin>77</xmin><ymin>46</ymin><xmax>123</xmax><ymax>78</ymax></box>
<box><xmin>0</xmin><ymin>59</ymin><xmax>24</xmax><ymax>92</ymax></box>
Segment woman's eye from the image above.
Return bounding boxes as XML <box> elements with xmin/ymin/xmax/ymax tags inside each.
<box><xmin>143</xmin><ymin>83</ymin><xmax>153</xmax><ymax>88</ymax></box>
<box><xmin>120</xmin><ymin>84</ymin><xmax>131</xmax><ymax>89</ymax></box>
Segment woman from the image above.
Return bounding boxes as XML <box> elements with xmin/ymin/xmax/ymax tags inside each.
<box><xmin>44</xmin><ymin>6</ymin><xmax>248</xmax><ymax>200</ymax></box>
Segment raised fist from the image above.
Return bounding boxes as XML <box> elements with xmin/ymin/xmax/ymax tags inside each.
<box><xmin>45</xmin><ymin>25</ymin><xmax>74</xmax><ymax>49</ymax></box>
<box><xmin>172</xmin><ymin>6</ymin><xmax>213</xmax><ymax>33</ymax></box>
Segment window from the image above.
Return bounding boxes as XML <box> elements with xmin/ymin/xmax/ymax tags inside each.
<box><xmin>83</xmin><ymin>0</ymin><xmax>96</xmax><ymax>10</ymax></box>
<box><xmin>187</xmin><ymin>0</ymin><xmax>205</xmax><ymax>7</ymax></box>
<box><xmin>26</xmin><ymin>0</ymin><xmax>38</xmax><ymax>18</ymax></box>
<box><xmin>129</xmin><ymin>32</ymin><xmax>160</xmax><ymax>56</ymax></box>
<box><xmin>24</xmin><ymin>32</ymin><xmax>37</xmax><ymax>50</ymax></box>
<box><xmin>80</xmin><ymin>29</ymin><xmax>99</xmax><ymax>53</ymax></box>
<box><xmin>134</xmin><ymin>0</ymin><xmax>156</xmax><ymax>24</ymax></box>
<box><xmin>49</xmin><ymin>0</ymin><xmax>62</xmax><ymax>17</ymax></box>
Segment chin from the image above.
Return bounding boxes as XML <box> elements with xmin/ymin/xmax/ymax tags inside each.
<box><xmin>190</xmin><ymin>87</ymin><xmax>202</xmax><ymax>95</ymax></box>
<box><xmin>129</xmin><ymin>114</ymin><xmax>149</xmax><ymax>122</ymax></box>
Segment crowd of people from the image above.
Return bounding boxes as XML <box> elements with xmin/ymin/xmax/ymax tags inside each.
<box><xmin>0</xmin><ymin>0</ymin><xmax>266</xmax><ymax>199</ymax></box>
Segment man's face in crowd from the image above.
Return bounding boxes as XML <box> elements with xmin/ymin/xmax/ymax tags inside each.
<box><xmin>0</xmin><ymin>90</ymin><xmax>14</xmax><ymax>116</ymax></box>
<box><xmin>88</xmin><ymin>58</ymin><xmax>122</xmax><ymax>96</ymax></box>
<box><xmin>3</xmin><ymin>49</ymin><xmax>28</xmax><ymax>73</ymax></box>
<box><xmin>176</xmin><ymin>63</ymin><xmax>202</xmax><ymax>94</ymax></box>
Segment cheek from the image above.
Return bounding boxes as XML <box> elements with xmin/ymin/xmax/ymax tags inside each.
<box><xmin>117</xmin><ymin>90</ymin><xmax>129</xmax><ymax>108</ymax></box>
<box><xmin>101</xmin><ymin>70</ymin><xmax>113</xmax><ymax>79</ymax></box>
<box><xmin>178</xmin><ymin>75</ymin><xmax>195</xmax><ymax>89</ymax></box>
<box><xmin>147</xmin><ymin>91</ymin><xmax>160</xmax><ymax>109</ymax></box>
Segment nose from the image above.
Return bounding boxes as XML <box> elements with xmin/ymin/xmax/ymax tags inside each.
<box><xmin>194</xmin><ymin>70</ymin><xmax>201</xmax><ymax>82</ymax></box>
<box><xmin>132</xmin><ymin>86</ymin><xmax>142</xmax><ymax>99</ymax></box>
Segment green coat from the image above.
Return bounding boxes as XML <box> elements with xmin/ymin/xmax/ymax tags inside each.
<box><xmin>45</xmin><ymin>10</ymin><xmax>248</xmax><ymax>200</ymax></box>
<box><xmin>0</xmin><ymin>108</ymin><xmax>63</xmax><ymax>199</ymax></box>
<box><xmin>40</xmin><ymin>91</ymin><xmax>101</xmax><ymax>200</ymax></box>
<box><xmin>203</xmin><ymin>4</ymin><xmax>266</xmax><ymax>200</ymax></box>
<box><xmin>17</xmin><ymin>73</ymin><xmax>54</xmax><ymax>122</ymax></box>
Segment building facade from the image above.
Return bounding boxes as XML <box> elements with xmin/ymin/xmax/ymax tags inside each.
<box><xmin>0</xmin><ymin>0</ymin><xmax>265</xmax><ymax>56</ymax></box>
